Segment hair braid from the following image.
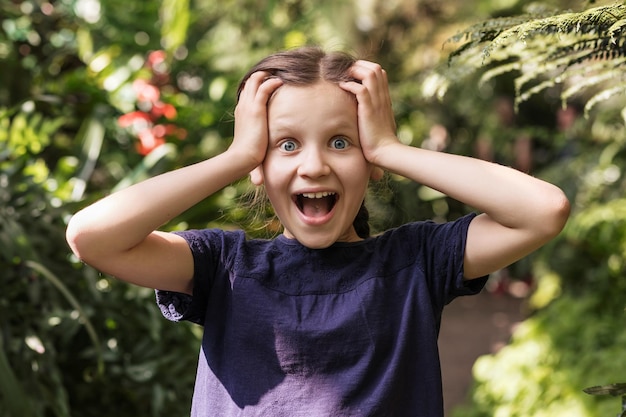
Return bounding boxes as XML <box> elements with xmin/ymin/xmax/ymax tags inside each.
<box><xmin>353</xmin><ymin>201</ymin><xmax>370</xmax><ymax>239</ymax></box>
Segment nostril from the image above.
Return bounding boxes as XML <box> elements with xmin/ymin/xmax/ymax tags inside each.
<box><xmin>297</xmin><ymin>155</ymin><xmax>331</xmax><ymax>177</ymax></box>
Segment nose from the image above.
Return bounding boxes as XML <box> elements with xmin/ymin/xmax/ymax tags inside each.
<box><xmin>297</xmin><ymin>146</ymin><xmax>331</xmax><ymax>178</ymax></box>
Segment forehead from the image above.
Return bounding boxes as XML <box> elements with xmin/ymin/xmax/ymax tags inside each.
<box><xmin>268</xmin><ymin>81</ymin><xmax>357</xmax><ymax>131</ymax></box>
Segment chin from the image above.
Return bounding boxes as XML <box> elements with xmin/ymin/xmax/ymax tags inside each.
<box><xmin>299</xmin><ymin>239</ymin><xmax>335</xmax><ymax>250</ymax></box>
<box><xmin>293</xmin><ymin>233</ymin><xmax>338</xmax><ymax>250</ymax></box>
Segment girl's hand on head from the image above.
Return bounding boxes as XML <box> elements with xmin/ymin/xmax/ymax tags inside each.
<box><xmin>232</xmin><ymin>72</ymin><xmax>283</xmax><ymax>167</ymax></box>
<box><xmin>339</xmin><ymin>61</ymin><xmax>399</xmax><ymax>166</ymax></box>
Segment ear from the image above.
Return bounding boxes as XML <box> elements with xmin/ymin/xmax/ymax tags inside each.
<box><xmin>369</xmin><ymin>167</ymin><xmax>384</xmax><ymax>181</ymax></box>
<box><xmin>250</xmin><ymin>165</ymin><xmax>265</xmax><ymax>185</ymax></box>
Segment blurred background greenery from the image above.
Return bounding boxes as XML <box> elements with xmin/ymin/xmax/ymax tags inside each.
<box><xmin>1</xmin><ymin>0</ymin><xmax>625</xmax><ymax>415</ymax></box>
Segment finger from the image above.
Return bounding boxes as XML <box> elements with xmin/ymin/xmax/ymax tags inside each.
<box><xmin>240</xmin><ymin>72</ymin><xmax>282</xmax><ymax>103</ymax></box>
<box><xmin>347</xmin><ymin>62</ymin><xmax>389</xmax><ymax>101</ymax></box>
<box><xmin>350</xmin><ymin>60</ymin><xmax>388</xmax><ymax>87</ymax></box>
<box><xmin>342</xmin><ymin>67</ymin><xmax>390</xmax><ymax>110</ymax></box>
<box><xmin>339</xmin><ymin>63</ymin><xmax>396</xmax><ymax>137</ymax></box>
<box><xmin>352</xmin><ymin>62</ymin><xmax>393</xmax><ymax>118</ymax></box>
<box><xmin>236</xmin><ymin>72</ymin><xmax>283</xmax><ymax>119</ymax></box>
<box><xmin>256</xmin><ymin>76</ymin><xmax>283</xmax><ymax>104</ymax></box>
<box><xmin>238</xmin><ymin>71</ymin><xmax>265</xmax><ymax>102</ymax></box>
<box><xmin>338</xmin><ymin>80</ymin><xmax>374</xmax><ymax>115</ymax></box>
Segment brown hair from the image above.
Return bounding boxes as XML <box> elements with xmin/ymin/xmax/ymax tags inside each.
<box><xmin>237</xmin><ymin>46</ymin><xmax>358</xmax><ymax>101</ymax></box>
<box><xmin>237</xmin><ymin>46</ymin><xmax>371</xmax><ymax>239</ymax></box>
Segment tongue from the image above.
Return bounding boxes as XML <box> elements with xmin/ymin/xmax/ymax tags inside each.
<box><xmin>301</xmin><ymin>196</ymin><xmax>332</xmax><ymax>217</ymax></box>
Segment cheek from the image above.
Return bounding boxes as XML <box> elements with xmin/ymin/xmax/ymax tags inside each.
<box><xmin>343</xmin><ymin>161</ymin><xmax>371</xmax><ymax>186</ymax></box>
<box><xmin>262</xmin><ymin>165</ymin><xmax>291</xmax><ymax>200</ymax></box>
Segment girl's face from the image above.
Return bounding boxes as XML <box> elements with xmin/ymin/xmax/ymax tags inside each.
<box><xmin>251</xmin><ymin>81</ymin><xmax>376</xmax><ymax>249</ymax></box>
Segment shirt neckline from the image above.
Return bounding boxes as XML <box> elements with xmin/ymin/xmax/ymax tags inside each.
<box><xmin>276</xmin><ymin>233</ymin><xmax>373</xmax><ymax>249</ymax></box>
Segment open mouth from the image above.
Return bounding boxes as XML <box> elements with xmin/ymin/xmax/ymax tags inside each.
<box><xmin>295</xmin><ymin>192</ymin><xmax>337</xmax><ymax>218</ymax></box>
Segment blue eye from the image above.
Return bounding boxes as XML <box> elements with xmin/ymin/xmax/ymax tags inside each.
<box><xmin>331</xmin><ymin>137</ymin><xmax>349</xmax><ymax>150</ymax></box>
<box><xmin>279</xmin><ymin>140</ymin><xmax>298</xmax><ymax>152</ymax></box>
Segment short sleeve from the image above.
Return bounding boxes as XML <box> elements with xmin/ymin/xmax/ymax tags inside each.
<box><xmin>434</xmin><ymin>213</ymin><xmax>489</xmax><ymax>304</ymax></box>
<box><xmin>155</xmin><ymin>289</ymin><xmax>193</xmax><ymax>322</ymax></box>
<box><xmin>155</xmin><ymin>229</ymin><xmax>243</xmax><ymax>325</ymax></box>
<box><xmin>412</xmin><ymin>213</ymin><xmax>488</xmax><ymax>306</ymax></box>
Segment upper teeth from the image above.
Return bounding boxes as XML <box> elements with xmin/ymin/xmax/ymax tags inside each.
<box><xmin>301</xmin><ymin>192</ymin><xmax>335</xmax><ymax>199</ymax></box>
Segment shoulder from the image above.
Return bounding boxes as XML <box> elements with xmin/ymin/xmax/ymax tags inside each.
<box><xmin>173</xmin><ymin>228</ymin><xmax>285</xmax><ymax>267</ymax></box>
<box><xmin>374</xmin><ymin>213</ymin><xmax>477</xmax><ymax>246</ymax></box>
<box><xmin>366</xmin><ymin>213</ymin><xmax>478</xmax><ymax>273</ymax></box>
<box><xmin>173</xmin><ymin>228</ymin><xmax>246</xmax><ymax>252</ymax></box>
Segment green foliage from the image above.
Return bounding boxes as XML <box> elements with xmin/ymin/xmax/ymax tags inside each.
<box><xmin>454</xmin><ymin>294</ymin><xmax>626</xmax><ymax>417</ymax></box>
<box><xmin>447</xmin><ymin>96</ymin><xmax>626</xmax><ymax>417</ymax></box>
<box><xmin>0</xmin><ymin>1</ymin><xmax>199</xmax><ymax>415</ymax></box>
<box><xmin>0</xmin><ymin>103</ymin><xmax>202</xmax><ymax>417</ymax></box>
<box><xmin>423</xmin><ymin>2</ymin><xmax>626</xmax><ymax>416</ymax></box>
<box><xmin>454</xmin><ymin>188</ymin><xmax>626</xmax><ymax>415</ymax></box>
<box><xmin>452</xmin><ymin>130</ymin><xmax>626</xmax><ymax>417</ymax></box>
<box><xmin>435</xmin><ymin>1</ymin><xmax>626</xmax><ymax>117</ymax></box>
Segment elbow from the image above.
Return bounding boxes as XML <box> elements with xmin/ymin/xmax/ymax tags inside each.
<box><xmin>65</xmin><ymin>213</ymin><xmax>83</xmax><ymax>258</ymax></box>
<box><xmin>542</xmin><ymin>188</ymin><xmax>571</xmax><ymax>240</ymax></box>
<box><xmin>65</xmin><ymin>211</ymin><xmax>95</xmax><ymax>263</ymax></box>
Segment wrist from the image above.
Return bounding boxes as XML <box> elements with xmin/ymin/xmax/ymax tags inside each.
<box><xmin>365</xmin><ymin>138</ymin><xmax>404</xmax><ymax>169</ymax></box>
<box><xmin>224</xmin><ymin>146</ymin><xmax>265</xmax><ymax>171</ymax></box>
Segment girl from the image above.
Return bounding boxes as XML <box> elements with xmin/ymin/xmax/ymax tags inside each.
<box><xmin>66</xmin><ymin>46</ymin><xmax>570</xmax><ymax>416</ymax></box>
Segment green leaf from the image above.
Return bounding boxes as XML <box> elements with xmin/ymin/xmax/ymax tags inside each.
<box><xmin>70</xmin><ymin>111</ymin><xmax>106</xmax><ymax>201</ymax></box>
<box><xmin>24</xmin><ymin>260</ymin><xmax>104</xmax><ymax>376</ymax></box>
<box><xmin>0</xmin><ymin>334</ymin><xmax>36</xmax><ymax>417</ymax></box>
<box><xmin>160</xmin><ymin>0</ymin><xmax>190</xmax><ymax>54</ymax></box>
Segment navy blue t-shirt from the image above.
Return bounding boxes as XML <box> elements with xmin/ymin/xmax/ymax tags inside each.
<box><xmin>156</xmin><ymin>213</ymin><xmax>487</xmax><ymax>416</ymax></box>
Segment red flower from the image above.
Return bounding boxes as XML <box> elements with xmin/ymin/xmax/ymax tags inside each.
<box><xmin>147</xmin><ymin>50</ymin><xmax>167</xmax><ymax>71</ymax></box>
<box><xmin>150</xmin><ymin>101</ymin><xmax>177</xmax><ymax>119</ymax></box>
<box><xmin>133</xmin><ymin>79</ymin><xmax>160</xmax><ymax>103</ymax></box>
<box><xmin>136</xmin><ymin>129</ymin><xmax>166</xmax><ymax>155</ymax></box>
<box><xmin>118</xmin><ymin>50</ymin><xmax>184</xmax><ymax>155</ymax></box>
<box><xmin>153</xmin><ymin>124</ymin><xmax>187</xmax><ymax>140</ymax></box>
<box><xmin>117</xmin><ymin>111</ymin><xmax>151</xmax><ymax>129</ymax></box>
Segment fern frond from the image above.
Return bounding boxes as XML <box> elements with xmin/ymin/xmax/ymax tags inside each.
<box><xmin>546</xmin><ymin>34</ymin><xmax>609</xmax><ymax>61</ymax></box>
<box><xmin>446</xmin><ymin>6</ymin><xmax>560</xmax><ymax>63</ymax></box>
<box><xmin>440</xmin><ymin>1</ymin><xmax>626</xmax><ymax>115</ymax></box>
<box><xmin>515</xmin><ymin>78</ymin><xmax>559</xmax><ymax>110</ymax></box>
<box><xmin>450</xmin><ymin>3</ymin><xmax>626</xmax><ymax>60</ymax></box>
<box><xmin>608</xmin><ymin>17</ymin><xmax>626</xmax><ymax>39</ymax></box>
<box><xmin>446</xmin><ymin>14</ymin><xmax>545</xmax><ymax>45</ymax></box>
<box><xmin>482</xmin><ymin>5</ymin><xmax>624</xmax><ymax>58</ymax></box>
<box><xmin>584</xmin><ymin>82</ymin><xmax>626</xmax><ymax>117</ymax></box>
<box><xmin>514</xmin><ymin>47</ymin><xmax>590</xmax><ymax>95</ymax></box>
<box><xmin>561</xmin><ymin>67</ymin><xmax>623</xmax><ymax>103</ymax></box>
<box><xmin>479</xmin><ymin>61</ymin><xmax>522</xmax><ymax>87</ymax></box>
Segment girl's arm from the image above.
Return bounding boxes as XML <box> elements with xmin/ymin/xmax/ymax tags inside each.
<box><xmin>341</xmin><ymin>61</ymin><xmax>570</xmax><ymax>280</ymax></box>
<box><xmin>373</xmin><ymin>146</ymin><xmax>570</xmax><ymax>279</ymax></box>
<box><xmin>66</xmin><ymin>73</ymin><xmax>282</xmax><ymax>293</ymax></box>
